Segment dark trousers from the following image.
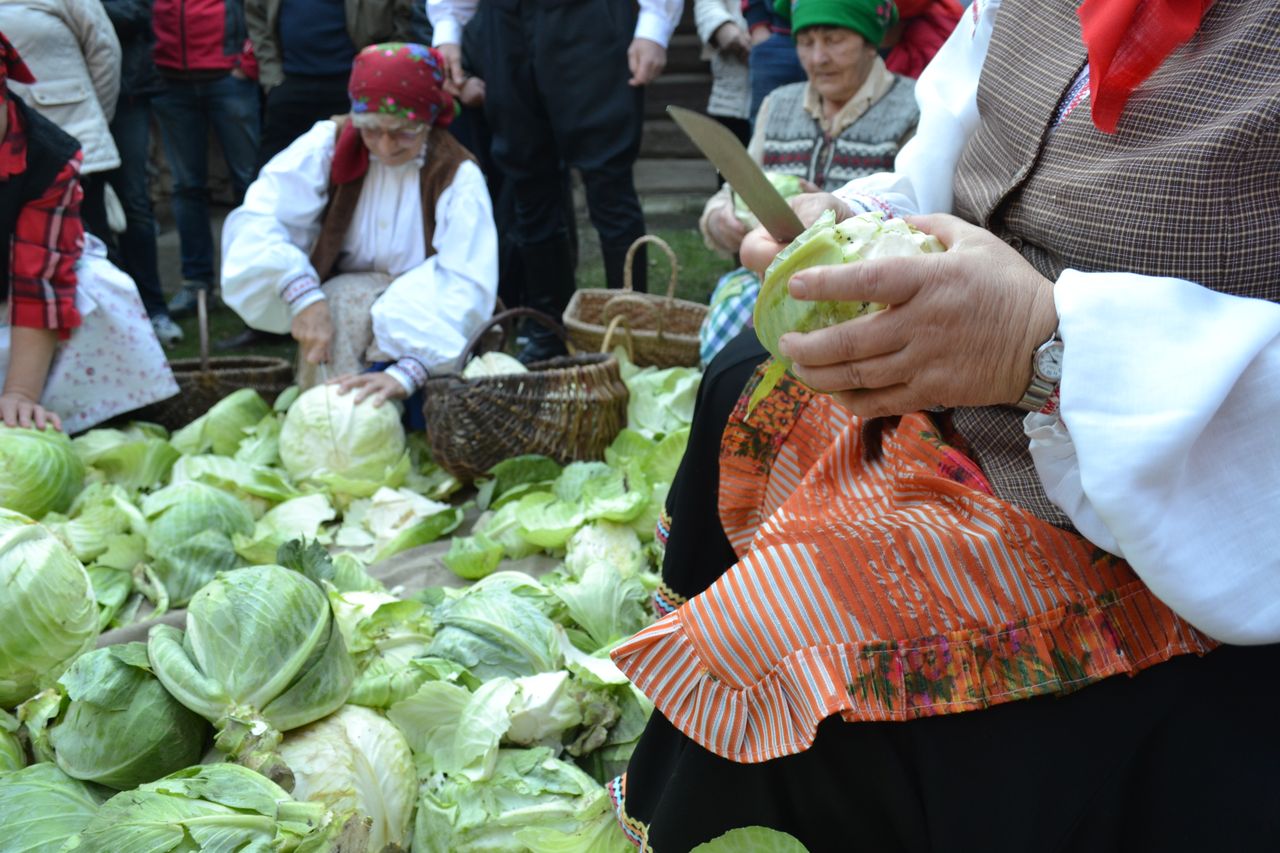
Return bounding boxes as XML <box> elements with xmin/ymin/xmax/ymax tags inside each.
<box><xmin>479</xmin><ymin>0</ymin><xmax>647</xmax><ymax>298</ymax></box>
<box><xmin>257</xmin><ymin>73</ymin><xmax>352</xmax><ymax>172</ymax></box>
<box><xmin>104</xmin><ymin>94</ymin><xmax>166</xmax><ymax>318</ymax></box>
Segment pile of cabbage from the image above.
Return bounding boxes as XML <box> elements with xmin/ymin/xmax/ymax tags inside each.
<box><xmin>0</xmin><ymin>352</ymin><xmax>700</xmax><ymax>852</ymax></box>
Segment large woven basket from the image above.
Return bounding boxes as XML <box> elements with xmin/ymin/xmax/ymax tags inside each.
<box><xmin>423</xmin><ymin>308</ymin><xmax>630</xmax><ymax>481</ymax></box>
<box><xmin>563</xmin><ymin>235</ymin><xmax>706</xmax><ymax>368</ymax></box>
<box><xmin>138</xmin><ymin>291</ymin><xmax>294</xmax><ymax>431</ymax></box>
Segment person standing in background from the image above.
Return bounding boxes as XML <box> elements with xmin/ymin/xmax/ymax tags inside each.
<box><xmin>695</xmin><ymin>0</ymin><xmax>752</xmax><ymax>149</ymax></box>
<box><xmin>100</xmin><ymin>0</ymin><xmax>184</xmax><ymax>347</ymax></box>
<box><xmin>0</xmin><ymin>0</ymin><xmax>121</xmax><ymax>247</ymax></box>
<box><xmin>428</xmin><ymin>0</ymin><xmax>682</xmax><ymax>363</ymax></box>
<box><xmin>151</xmin><ymin>0</ymin><xmax>260</xmax><ymax>319</ymax></box>
<box><xmin>743</xmin><ymin>0</ymin><xmax>805</xmax><ymax>123</ymax></box>
<box><xmin>247</xmin><ymin>0</ymin><xmax>428</xmax><ymax>171</ymax></box>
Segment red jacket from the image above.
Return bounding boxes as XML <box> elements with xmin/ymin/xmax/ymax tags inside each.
<box><xmin>152</xmin><ymin>0</ymin><xmax>250</xmax><ymax>74</ymax></box>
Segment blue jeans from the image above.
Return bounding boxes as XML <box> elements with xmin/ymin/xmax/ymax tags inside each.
<box><xmin>749</xmin><ymin>34</ymin><xmax>806</xmax><ymax>124</ymax></box>
<box><xmin>105</xmin><ymin>94</ymin><xmax>166</xmax><ymax>317</ymax></box>
<box><xmin>152</xmin><ymin>74</ymin><xmax>261</xmax><ymax>286</ymax></box>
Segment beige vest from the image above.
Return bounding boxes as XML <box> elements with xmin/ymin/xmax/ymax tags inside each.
<box><xmin>949</xmin><ymin>0</ymin><xmax>1280</xmax><ymax>525</ymax></box>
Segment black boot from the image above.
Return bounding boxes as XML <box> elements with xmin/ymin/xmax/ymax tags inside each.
<box><xmin>517</xmin><ymin>236</ymin><xmax>577</xmax><ymax>364</ymax></box>
<box><xmin>602</xmin><ymin>241</ymin><xmax>646</xmax><ymax>293</ymax></box>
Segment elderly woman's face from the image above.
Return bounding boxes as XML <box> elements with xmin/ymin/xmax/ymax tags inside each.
<box><xmin>795</xmin><ymin>27</ymin><xmax>878</xmax><ymax>108</ymax></box>
<box><xmin>358</xmin><ymin>117</ymin><xmax>429</xmax><ymax>166</ymax></box>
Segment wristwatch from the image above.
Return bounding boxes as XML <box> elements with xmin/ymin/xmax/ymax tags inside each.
<box><xmin>1015</xmin><ymin>330</ymin><xmax>1063</xmax><ymax>412</ymax></box>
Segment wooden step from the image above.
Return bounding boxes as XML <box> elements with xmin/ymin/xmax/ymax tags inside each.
<box><xmin>665</xmin><ymin>33</ymin><xmax>709</xmax><ymax>75</ymax></box>
<box><xmin>645</xmin><ymin>72</ymin><xmax>713</xmax><ymax>119</ymax></box>
<box><xmin>640</xmin><ymin>118</ymin><xmax>703</xmax><ymax>158</ymax></box>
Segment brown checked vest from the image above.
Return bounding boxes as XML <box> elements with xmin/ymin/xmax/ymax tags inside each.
<box><xmin>947</xmin><ymin>0</ymin><xmax>1280</xmax><ymax>526</ymax></box>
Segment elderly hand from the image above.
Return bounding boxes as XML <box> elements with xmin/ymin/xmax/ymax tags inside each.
<box><xmin>707</xmin><ymin>202</ymin><xmax>750</xmax><ymax>255</ymax></box>
<box><xmin>778</xmin><ymin>214</ymin><xmax>1059</xmax><ymax>418</ymax></box>
<box><xmin>332</xmin><ymin>371</ymin><xmax>408</xmax><ymax>407</ymax></box>
<box><xmin>292</xmin><ymin>300</ymin><xmax>333</xmax><ymax>365</ymax></box>
<box><xmin>712</xmin><ymin>22</ymin><xmax>751</xmax><ymax>62</ymax></box>
<box><xmin>628</xmin><ymin>38</ymin><xmax>667</xmax><ymax>87</ymax></box>
<box><xmin>0</xmin><ymin>391</ymin><xmax>61</xmax><ymax>431</ymax></box>
<box><xmin>740</xmin><ymin>191</ymin><xmax>853</xmax><ymax>274</ymax></box>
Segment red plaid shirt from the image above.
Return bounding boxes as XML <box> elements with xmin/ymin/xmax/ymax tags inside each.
<box><xmin>1</xmin><ymin>98</ymin><xmax>84</xmax><ymax>338</ymax></box>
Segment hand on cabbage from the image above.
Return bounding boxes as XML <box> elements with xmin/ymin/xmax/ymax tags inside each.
<box><xmin>774</xmin><ymin>213</ymin><xmax>1059</xmax><ymax>418</ymax></box>
<box><xmin>333</xmin><ymin>370</ymin><xmax>408</xmax><ymax>407</ymax></box>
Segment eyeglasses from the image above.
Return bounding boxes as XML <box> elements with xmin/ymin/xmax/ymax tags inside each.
<box><xmin>358</xmin><ymin>125</ymin><xmax>427</xmax><ymax>143</ymax></box>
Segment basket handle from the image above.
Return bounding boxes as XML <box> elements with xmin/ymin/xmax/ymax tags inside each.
<box><xmin>623</xmin><ymin>234</ymin><xmax>680</xmax><ymax>299</ymax></box>
<box><xmin>600</xmin><ymin>314</ymin><xmax>636</xmax><ymax>362</ymax></box>
<box><xmin>450</xmin><ymin>307</ymin><xmax>569</xmax><ymax>373</ymax></box>
<box><xmin>197</xmin><ymin>288</ymin><xmax>210</xmax><ymax>372</ymax></box>
<box><xmin>599</xmin><ymin>292</ymin><xmax>662</xmax><ymax>347</ymax></box>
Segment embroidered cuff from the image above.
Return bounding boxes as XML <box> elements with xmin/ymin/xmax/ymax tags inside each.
<box><xmin>833</xmin><ymin>188</ymin><xmax>895</xmax><ymax>218</ymax></box>
<box><xmin>385</xmin><ymin>357</ymin><xmax>428</xmax><ymax>394</ymax></box>
<box><xmin>280</xmin><ymin>274</ymin><xmax>324</xmax><ymax>316</ymax></box>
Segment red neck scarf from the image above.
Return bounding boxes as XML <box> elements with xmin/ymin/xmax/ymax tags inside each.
<box><xmin>1077</xmin><ymin>0</ymin><xmax>1216</xmax><ymax>133</ymax></box>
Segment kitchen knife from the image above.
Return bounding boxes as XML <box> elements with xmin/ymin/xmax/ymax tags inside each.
<box><xmin>667</xmin><ymin>105</ymin><xmax>805</xmax><ymax>243</ymax></box>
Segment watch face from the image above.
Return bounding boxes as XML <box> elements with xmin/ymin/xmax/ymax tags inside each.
<box><xmin>1035</xmin><ymin>340</ymin><xmax>1064</xmax><ymax>382</ymax></box>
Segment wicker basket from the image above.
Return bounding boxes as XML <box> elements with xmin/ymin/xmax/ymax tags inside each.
<box><xmin>138</xmin><ymin>291</ymin><xmax>294</xmax><ymax>431</ymax></box>
<box><xmin>423</xmin><ymin>308</ymin><xmax>630</xmax><ymax>481</ymax></box>
<box><xmin>563</xmin><ymin>235</ymin><xmax>706</xmax><ymax>368</ymax></box>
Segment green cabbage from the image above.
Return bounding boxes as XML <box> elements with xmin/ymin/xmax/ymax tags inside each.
<box><xmin>72</xmin><ymin>424</ymin><xmax>178</xmax><ymax>491</ymax></box>
<box><xmin>751</xmin><ymin>210</ymin><xmax>946</xmax><ymax>409</ymax></box>
<box><xmin>279</xmin><ymin>385</ymin><xmax>409</xmax><ymax>498</ymax></box>
<box><xmin>47</xmin><ymin>643</ymin><xmax>209</xmax><ymax>790</ymax></box>
<box><xmin>142</xmin><ymin>481</ymin><xmax>256</xmax><ymax>605</ymax></box>
<box><xmin>428</xmin><ymin>572</ymin><xmax>563</xmax><ymax>680</ymax></box>
<box><xmin>278</xmin><ymin>705</ymin><xmax>417</xmax><ymax>852</ymax></box>
<box><xmin>413</xmin><ymin>747</ymin><xmax>632</xmax><ymax>853</ymax></box>
<box><xmin>692</xmin><ymin>827</ymin><xmax>811</xmax><ymax>852</ymax></box>
<box><xmin>170</xmin><ymin>387</ymin><xmax>272</xmax><ymax>456</ymax></box>
<box><xmin>0</xmin><ymin>509</ymin><xmax>98</xmax><ymax>708</ymax></box>
<box><xmin>146</xmin><ymin>565</ymin><xmax>354</xmax><ymax>788</ymax></box>
<box><xmin>329</xmin><ymin>590</ymin><xmax>437</xmax><ymax>708</ymax></box>
<box><xmin>734</xmin><ymin>172</ymin><xmax>805</xmax><ymax>230</ymax></box>
<box><xmin>0</xmin><ymin>763</ymin><xmax>102</xmax><ymax>852</ymax></box>
<box><xmin>0</xmin><ymin>709</ymin><xmax>23</xmax><ymax>772</ymax></box>
<box><xmin>0</xmin><ymin>427</ymin><xmax>84</xmax><ymax>519</ymax></box>
<box><xmin>78</xmin><ymin>763</ymin><xmax>358</xmax><ymax>852</ymax></box>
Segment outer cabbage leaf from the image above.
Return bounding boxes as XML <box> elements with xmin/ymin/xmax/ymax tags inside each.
<box><xmin>691</xmin><ymin>827</ymin><xmax>811</xmax><ymax>852</ymax></box>
<box><xmin>142</xmin><ymin>481</ymin><xmax>255</xmax><ymax>605</ymax></box>
<box><xmin>387</xmin><ymin>678</ymin><xmax>516</xmax><ymax>780</ymax></box>
<box><xmin>443</xmin><ymin>534</ymin><xmax>504</xmax><ymax>581</ymax></box>
<box><xmin>72</xmin><ymin>426</ymin><xmax>178</xmax><ymax>491</ymax></box>
<box><xmin>170</xmin><ymin>387</ymin><xmax>272</xmax><ymax>456</ymax></box>
<box><xmin>0</xmin><ymin>427</ymin><xmax>84</xmax><ymax>518</ymax></box>
<box><xmin>233</xmin><ymin>494</ymin><xmax>337</xmax><ymax>565</ymax></box>
<box><xmin>613</xmin><ymin>352</ymin><xmax>700</xmax><ymax>440</ymax></box>
<box><xmin>146</xmin><ymin>565</ymin><xmax>354</xmax><ymax>788</ymax></box>
<box><xmin>0</xmin><ymin>509</ymin><xmax>98</xmax><ymax>707</ymax></box>
<box><xmin>413</xmin><ymin>747</ymin><xmax>631</xmax><ymax>853</ymax></box>
<box><xmin>472</xmin><ymin>503</ymin><xmax>542</xmax><ymax>560</ymax></box>
<box><xmin>427</xmin><ymin>573</ymin><xmax>563</xmax><ymax>679</ymax></box>
<box><xmin>278</xmin><ymin>705</ymin><xmax>416</xmax><ymax>852</ymax></box>
<box><xmin>170</xmin><ymin>454</ymin><xmax>301</xmax><ymax>505</ymax></box>
<box><xmin>48</xmin><ymin>642</ymin><xmax>209</xmax><ymax>790</ymax></box>
<box><xmin>78</xmin><ymin>763</ymin><xmax>357</xmax><ymax>853</ymax></box>
<box><xmin>329</xmin><ymin>590</ymin><xmax>437</xmax><ymax>708</ymax></box>
<box><xmin>514</xmin><ymin>492</ymin><xmax>585</xmax><ymax>550</ymax></box>
<box><xmin>41</xmin><ymin>482</ymin><xmax>146</xmax><ymax>563</ymax></box>
<box><xmin>0</xmin><ymin>763</ymin><xmax>102</xmax><ymax>852</ymax></box>
<box><xmin>547</xmin><ymin>562</ymin><xmax>651</xmax><ymax>651</ymax></box>
<box><xmin>0</xmin><ymin>708</ymin><xmax>23</xmax><ymax>772</ymax></box>
<box><xmin>279</xmin><ymin>385</ymin><xmax>408</xmax><ymax>498</ymax></box>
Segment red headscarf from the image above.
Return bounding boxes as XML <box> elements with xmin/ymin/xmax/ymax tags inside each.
<box><xmin>1077</xmin><ymin>0</ymin><xmax>1216</xmax><ymax>133</ymax></box>
<box><xmin>332</xmin><ymin>42</ymin><xmax>456</xmax><ymax>184</ymax></box>
<box><xmin>0</xmin><ymin>30</ymin><xmax>35</xmax><ymax>87</ymax></box>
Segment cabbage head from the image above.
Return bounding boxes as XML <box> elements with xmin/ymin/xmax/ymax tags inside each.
<box><xmin>0</xmin><ymin>509</ymin><xmax>97</xmax><ymax>708</ymax></box>
<box><xmin>0</xmin><ymin>763</ymin><xmax>102</xmax><ymax>853</ymax></box>
<box><xmin>751</xmin><ymin>210</ymin><xmax>946</xmax><ymax>409</ymax></box>
<box><xmin>170</xmin><ymin>387</ymin><xmax>272</xmax><ymax>457</ymax></box>
<box><xmin>142</xmin><ymin>481</ymin><xmax>256</xmax><ymax>605</ymax></box>
<box><xmin>47</xmin><ymin>643</ymin><xmax>209</xmax><ymax>790</ymax></box>
<box><xmin>0</xmin><ymin>427</ymin><xmax>84</xmax><ymax>519</ymax></box>
<box><xmin>278</xmin><ymin>705</ymin><xmax>417</xmax><ymax>852</ymax></box>
<box><xmin>279</xmin><ymin>385</ymin><xmax>408</xmax><ymax>497</ymax></box>
<box><xmin>147</xmin><ymin>564</ymin><xmax>354</xmax><ymax>789</ymax></box>
<box><xmin>78</xmin><ymin>763</ymin><xmax>360</xmax><ymax>853</ymax></box>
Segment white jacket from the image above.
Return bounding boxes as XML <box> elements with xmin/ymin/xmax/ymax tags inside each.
<box><xmin>0</xmin><ymin>0</ymin><xmax>121</xmax><ymax>173</ymax></box>
<box><xmin>694</xmin><ymin>0</ymin><xmax>750</xmax><ymax>120</ymax></box>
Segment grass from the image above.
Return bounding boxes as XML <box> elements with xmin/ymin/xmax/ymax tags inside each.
<box><xmin>168</xmin><ymin>226</ymin><xmax>736</xmax><ymax>361</ymax></box>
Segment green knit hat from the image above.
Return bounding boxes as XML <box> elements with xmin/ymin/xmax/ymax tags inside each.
<box><xmin>774</xmin><ymin>0</ymin><xmax>898</xmax><ymax>44</ymax></box>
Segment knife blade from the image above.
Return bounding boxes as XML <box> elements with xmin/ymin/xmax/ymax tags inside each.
<box><xmin>667</xmin><ymin>105</ymin><xmax>805</xmax><ymax>243</ymax></box>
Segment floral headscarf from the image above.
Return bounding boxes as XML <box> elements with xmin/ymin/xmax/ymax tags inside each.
<box><xmin>348</xmin><ymin>42</ymin><xmax>454</xmax><ymax>128</ymax></box>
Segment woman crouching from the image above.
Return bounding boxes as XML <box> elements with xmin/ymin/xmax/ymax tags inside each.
<box><xmin>221</xmin><ymin>42</ymin><xmax>497</xmax><ymax>420</ymax></box>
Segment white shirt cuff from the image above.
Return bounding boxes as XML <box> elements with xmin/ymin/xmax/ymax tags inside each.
<box><xmin>635</xmin><ymin>12</ymin><xmax>676</xmax><ymax>47</ymax></box>
<box><xmin>432</xmin><ymin>19</ymin><xmax>463</xmax><ymax>47</ymax></box>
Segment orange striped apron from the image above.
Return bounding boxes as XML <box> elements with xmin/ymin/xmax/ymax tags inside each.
<box><xmin>612</xmin><ymin>369</ymin><xmax>1215</xmax><ymax>764</ymax></box>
